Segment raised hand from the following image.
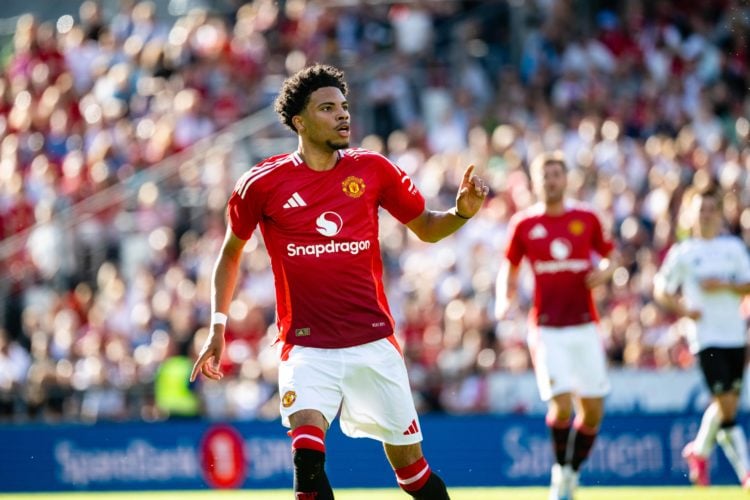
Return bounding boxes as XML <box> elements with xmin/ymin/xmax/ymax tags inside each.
<box><xmin>455</xmin><ymin>164</ymin><xmax>490</xmax><ymax>219</ymax></box>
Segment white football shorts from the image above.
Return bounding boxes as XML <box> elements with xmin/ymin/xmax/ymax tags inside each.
<box><xmin>278</xmin><ymin>337</ymin><xmax>423</xmax><ymax>445</ymax></box>
<box><xmin>528</xmin><ymin>322</ymin><xmax>610</xmax><ymax>401</ymax></box>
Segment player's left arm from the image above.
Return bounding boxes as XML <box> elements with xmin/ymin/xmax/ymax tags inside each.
<box><xmin>585</xmin><ymin>210</ymin><xmax>619</xmax><ymax>289</ymax></box>
<box><xmin>585</xmin><ymin>249</ymin><xmax>619</xmax><ymax>289</ymax></box>
<box><xmin>406</xmin><ymin>164</ymin><xmax>489</xmax><ymax>242</ymax></box>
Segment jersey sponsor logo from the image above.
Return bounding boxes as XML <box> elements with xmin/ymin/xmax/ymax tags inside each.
<box><xmin>315</xmin><ymin>211</ymin><xmax>343</xmax><ymax>237</ymax></box>
<box><xmin>550</xmin><ymin>238</ymin><xmax>572</xmax><ymax>260</ymax></box>
<box><xmin>532</xmin><ymin>238</ymin><xmax>589</xmax><ymax>274</ymax></box>
<box><xmin>534</xmin><ymin>259</ymin><xmax>590</xmax><ymax>274</ymax></box>
<box><xmin>295</xmin><ymin>327</ymin><xmax>310</xmax><ymax>337</ymax></box>
<box><xmin>286</xmin><ymin>239</ymin><xmax>372</xmax><ymax>257</ymax></box>
<box><xmin>568</xmin><ymin>219</ymin><xmax>585</xmax><ymax>235</ymax></box>
<box><xmin>282</xmin><ymin>391</ymin><xmax>297</xmax><ymax>408</ymax></box>
<box><xmin>529</xmin><ymin>224</ymin><xmax>548</xmax><ymax>239</ymax></box>
<box><xmin>283</xmin><ymin>192</ymin><xmax>307</xmax><ymax>208</ymax></box>
<box><xmin>287</xmin><ymin>211</ymin><xmax>372</xmax><ymax>257</ymax></box>
<box><xmin>341</xmin><ymin>175</ymin><xmax>366</xmax><ymax>198</ymax></box>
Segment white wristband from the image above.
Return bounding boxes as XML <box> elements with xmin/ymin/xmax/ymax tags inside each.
<box><xmin>212</xmin><ymin>312</ymin><xmax>228</xmax><ymax>327</ymax></box>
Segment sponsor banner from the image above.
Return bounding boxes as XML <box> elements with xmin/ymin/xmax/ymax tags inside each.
<box><xmin>488</xmin><ymin>368</ymin><xmax>750</xmax><ymax>415</ymax></box>
<box><xmin>0</xmin><ymin>414</ymin><xmax>746</xmax><ymax>492</ymax></box>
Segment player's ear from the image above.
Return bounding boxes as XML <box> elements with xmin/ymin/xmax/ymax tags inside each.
<box><xmin>292</xmin><ymin>115</ymin><xmax>305</xmax><ymax>133</ymax></box>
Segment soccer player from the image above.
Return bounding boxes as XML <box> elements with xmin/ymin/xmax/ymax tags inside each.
<box><xmin>654</xmin><ymin>184</ymin><xmax>750</xmax><ymax>489</ymax></box>
<box><xmin>190</xmin><ymin>64</ymin><xmax>489</xmax><ymax>500</ymax></box>
<box><xmin>494</xmin><ymin>151</ymin><xmax>617</xmax><ymax>500</ymax></box>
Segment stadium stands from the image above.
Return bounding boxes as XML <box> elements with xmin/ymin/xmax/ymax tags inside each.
<box><xmin>0</xmin><ymin>0</ymin><xmax>748</xmax><ymax>422</ymax></box>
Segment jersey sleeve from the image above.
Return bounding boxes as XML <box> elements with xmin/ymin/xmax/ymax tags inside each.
<box><xmin>226</xmin><ymin>176</ymin><xmax>263</xmax><ymax>240</ymax></box>
<box><xmin>654</xmin><ymin>243</ymin><xmax>684</xmax><ymax>294</ymax></box>
<box><xmin>377</xmin><ymin>155</ymin><xmax>425</xmax><ymax>224</ymax></box>
<box><xmin>504</xmin><ymin>214</ymin><xmax>525</xmax><ymax>266</ymax></box>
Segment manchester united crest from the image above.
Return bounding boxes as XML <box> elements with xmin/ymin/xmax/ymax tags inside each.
<box><xmin>342</xmin><ymin>176</ymin><xmax>365</xmax><ymax>198</ymax></box>
<box><xmin>568</xmin><ymin>220</ymin><xmax>584</xmax><ymax>236</ymax></box>
<box><xmin>282</xmin><ymin>390</ymin><xmax>297</xmax><ymax>408</ymax></box>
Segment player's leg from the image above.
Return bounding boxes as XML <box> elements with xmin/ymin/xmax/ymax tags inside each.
<box><xmin>547</xmin><ymin>394</ymin><xmax>574</xmax><ymax>500</ymax></box>
<box><xmin>711</xmin><ymin>347</ymin><xmax>750</xmax><ymax>486</ymax></box>
<box><xmin>564</xmin><ymin>324</ymin><xmax>611</xmax><ymax>499</ymax></box>
<box><xmin>687</xmin><ymin>400</ymin><xmax>719</xmax><ymax>459</ymax></box>
<box><xmin>279</xmin><ymin>345</ymin><xmax>343</xmax><ymax>500</ymax></box>
<box><xmin>548</xmin><ymin>393</ymin><xmax>574</xmax><ymax>465</ymax></box>
<box><xmin>338</xmin><ymin>337</ymin><xmax>449</xmax><ymax>499</ymax></box>
<box><xmin>569</xmin><ymin>396</ymin><xmax>604</xmax><ymax>471</ymax></box>
<box><xmin>289</xmin><ymin>410</ymin><xmax>334</xmax><ymax>500</ymax></box>
<box><xmin>683</xmin><ymin>348</ymin><xmax>724</xmax><ymax>486</ymax></box>
<box><xmin>682</xmin><ymin>406</ymin><xmax>715</xmax><ymax>486</ymax></box>
<box><xmin>715</xmin><ymin>391</ymin><xmax>750</xmax><ymax>486</ymax></box>
<box><xmin>384</xmin><ymin>442</ymin><xmax>450</xmax><ymax>500</ymax></box>
<box><xmin>529</xmin><ymin>327</ymin><xmax>576</xmax><ymax>500</ymax></box>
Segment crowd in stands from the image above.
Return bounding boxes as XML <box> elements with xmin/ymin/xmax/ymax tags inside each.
<box><xmin>0</xmin><ymin>0</ymin><xmax>749</xmax><ymax>422</ymax></box>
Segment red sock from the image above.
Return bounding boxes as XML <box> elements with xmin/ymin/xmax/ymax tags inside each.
<box><xmin>291</xmin><ymin>425</ymin><xmax>326</xmax><ymax>453</ymax></box>
<box><xmin>394</xmin><ymin>457</ymin><xmax>432</xmax><ymax>493</ymax></box>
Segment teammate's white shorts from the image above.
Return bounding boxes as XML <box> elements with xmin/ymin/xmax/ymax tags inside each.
<box><xmin>278</xmin><ymin>337</ymin><xmax>422</xmax><ymax>445</ymax></box>
<box><xmin>528</xmin><ymin>322</ymin><xmax>610</xmax><ymax>401</ymax></box>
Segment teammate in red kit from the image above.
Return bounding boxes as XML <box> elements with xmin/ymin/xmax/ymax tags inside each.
<box><xmin>190</xmin><ymin>64</ymin><xmax>489</xmax><ymax>500</ymax></box>
<box><xmin>494</xmin><ymin>151</ymin><xmax>617</xmax><ymax>500</ymax></box>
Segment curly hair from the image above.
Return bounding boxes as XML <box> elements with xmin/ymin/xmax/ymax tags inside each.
<box><xmin>274</xmin><ymin>64</ymin><xmax>348</xmax><ymax>133</ymax></box>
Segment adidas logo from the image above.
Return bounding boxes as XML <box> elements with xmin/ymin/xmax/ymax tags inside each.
<box><xmin>283</xmin><ymin>192</ymin><xmax>307</xmax><ymax>208</ymax></box>
<box><xmin>402</xmin><ymin>419</ymin><xmax>420</xmax><ymax>436</ymax></box>
<box><xmin>529</xmin><ymin>223</ymin><xmax>548</xmax><ymax>239</ymax></box>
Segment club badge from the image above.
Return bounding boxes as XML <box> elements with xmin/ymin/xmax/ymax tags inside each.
<box><xmin>342</xmin><ymin>176</ymin><xmax>365</xmax><ymax>198</ymax></box>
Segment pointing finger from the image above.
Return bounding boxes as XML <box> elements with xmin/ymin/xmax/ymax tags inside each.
<box><xmin>462</xmin><ymin>164</ymin><xmax>475</xmax><ymax>183</ymax></box>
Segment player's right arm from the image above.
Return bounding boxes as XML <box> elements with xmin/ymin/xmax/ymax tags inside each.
<box><xmin>494</xmin><ymin>257</ymin><xmax>520</xmax><ymax>320</ymax></box>
<box><xmin>495</xmin><ymin>212</ymin><xmax>524</xmax><ymax>320</ymax></box>
<box><xmin>190</xmin><ymin>226</ymin><xmax>248</xmax><ymax>382</ymax></box>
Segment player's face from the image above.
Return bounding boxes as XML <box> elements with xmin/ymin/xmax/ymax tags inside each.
<box><xmin>299</xmin><ymin>86</ymin><xmax>350</xmax><ymax>151</ymax></box>
<box><xmin>533</xmin><ymin>161</ymin><xmax>567</xmax><ymax>204</ymax></box>
<box><xmin>694</xmin><ymin>195</ymin><xmax>721</xmax><ymax>232</ymax></box>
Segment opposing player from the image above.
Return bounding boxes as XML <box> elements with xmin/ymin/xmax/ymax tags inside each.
<box><xmin>494</xmin><ymin>151</ymin><xmax>617</xmax><ymax>500</ymax></box>
<box><xmin>190</xmin><ymin>64</ymin><xmax>489</xmax><ymax>499</ymax></box>
<box><xmin>654</xmin><ymin>184</ymin><xmax>750</xmax><ymax>488</ymax></box>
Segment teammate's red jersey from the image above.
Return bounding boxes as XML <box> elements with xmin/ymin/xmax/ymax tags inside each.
<box><xmin>227</xmin><ymin>148</ymin><xmax>425</xmax><ymax>348</ymax></box>
<box><xmin>504</xmin><ymin>200</ymin><xmax>614</xmax><ymax>327</ymax></box>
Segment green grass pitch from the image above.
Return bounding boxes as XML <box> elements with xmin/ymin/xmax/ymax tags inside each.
<box><xmin>0</xmin><ymin>487</ymin><xmax>746</xmax><ymax>500</ymax></box>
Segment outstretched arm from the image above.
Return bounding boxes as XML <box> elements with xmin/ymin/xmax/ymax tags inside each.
<box><xmin>700</xmin><ymin>278</ymin><xmax>750</xmax><ymax>295</ymax></box>
<box><xmin>406</xmin><ymin>164</ymin><xmax>489</xmax><ymax>242</ymax></box>
<box><xmin>190</xmin><ymin>227</ymin><xmax>248</xmax><ymax>382</ymax></box>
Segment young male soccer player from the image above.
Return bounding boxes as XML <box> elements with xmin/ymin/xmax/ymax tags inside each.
<box><xmin>654</xmin><ymin>184</ymin><xmax>750</xmax><ymax>489</ymax></box>
<box><xmin>495</xmin><ymin>151</ymin><xmax>617</xmax><ymax>500</ymax></box>
<box><xmin>190</xmin><ymin>63</ymin><xmax>489</xmax><ymax>499</ymax></box>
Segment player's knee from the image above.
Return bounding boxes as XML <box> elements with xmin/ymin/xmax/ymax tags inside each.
<box><xmin>547</xmin><ymin>406</ymin><xmax>572</xmax><ymax>424</ymax></box>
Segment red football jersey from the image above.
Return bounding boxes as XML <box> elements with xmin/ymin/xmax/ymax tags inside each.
<box><xmin>504</xmin><ymin>201</ymin><xmax>614</xmax><ymax>327</ymax></box>
<box><xmin>227</xmin><ymin>148</ymin><xmax>425</xmax><ymax>348</ymax></box>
